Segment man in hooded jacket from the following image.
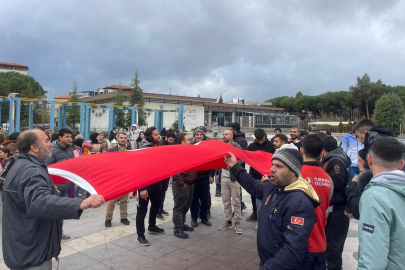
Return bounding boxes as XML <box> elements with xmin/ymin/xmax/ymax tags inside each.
<box><xmin>225</xmin><ymin>148</ymin><xmax>320</xmax><ymax>270</ymax></box>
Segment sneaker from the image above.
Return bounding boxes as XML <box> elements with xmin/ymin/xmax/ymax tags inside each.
<box><xmin>191</xmin><ymin>219</ymin><xmax>198</xmax><ymax>227</ymax></box>
<box><xmin>218</xmin><ymin>220</ymin><xmax>233</xmax><ymax>230</ymax></box>
<box><xmin>157</xmin><ymin>213</ymin><xmax>165</xmax><ymax>220</ymax></box>
<box><xmin>105</xmin><ymin>220</ymin><xmax>112</xmax><ymax>227</ymax></box>
<box><xmin>161</xmin><ymin>209</ymin><xmax>169</xmax><ymax>216</ymax></box>
<box><xmin>246</xmin><ymin>211</ymin><xmax>258</xmax><ymax>221</ymax></box>
<box><xmin>201</xmin><ymin>219</ymin><xmax>212</xmax><ymax>226</ymax></box>
<box><xmin>215</xmin><ymin>191</ymin><xmax>222</xmax><ymax>197</ymax></box>
<box><xmin>137</xmin><ymin>235</ymin><xmax>149</xmax><ymax>246</ymax></box>
<box><xmin>241</xmin><ymin>202</ymin><xmax>247</xmax><ymax>210</ymax></box>
<box><xmin>120</xmin><ymin>218</ymin><xmax>130</xmax><ymax>225</ymax></box>
<box><xmin>183</xmin><ymin>224</ymin><xmax>194</xmax><ymax>231</ymax></box>
<box><xmin>148</xmin><ymin>225</ymin><xmax>165</xmax><ymax>234</ymax></box>
<box><xmin>61</xmin><ymin>231</ymin><xmax>70</xmax><ymax>240</ymax></box>
<box><xmin>254</xmin><ymin>223</ymin><xmax>258</xmax><ymax>231</ymax></box>
<box><xmin>235</xmin><ymin>222</ymin><xmax>243</xmax><ymax>234</ymax></box>
<box><xmin>174</xmin><ymin>230</ymin><xmax>189</xmax><ymax>239</ymax></box>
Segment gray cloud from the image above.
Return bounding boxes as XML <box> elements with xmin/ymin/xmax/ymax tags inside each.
<box><xmin>1</xmin><ymin>0</ymin><xmax>405</xmax><ymax>102</ymax></box>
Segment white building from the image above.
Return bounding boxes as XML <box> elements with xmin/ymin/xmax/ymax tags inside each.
<box><xmin>0</xmin><ymin>62</ymin><xmax>29</xmax><ymax>75</ymax></box>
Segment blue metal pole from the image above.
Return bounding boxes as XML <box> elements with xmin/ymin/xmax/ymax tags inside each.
<box><xmin>108</xmin><ymin>105</ymin><xmax>114</xmax><ymax>133</ymax></box>
<box><xmin>29</xmin><ymin>102</ymin><xmax>34</xmax><ymax>130</ymax></box>
<box><xmin>178</xmin><ymin>104</ymin><xmax>184</xmax><ymax>130</ymax></box>
<box><xmin>153</xmin><ymin>109</ymin><xmax>158</xmax><ymax>127</ymax></box>
<box><xmin>158</xmin><ymin>105</ymin><xmax>164</xmax><ymax>133</ymax></box>
<box><xmin>9</xmin><ymin>98</ymin><xmax>14</xmax><ymax>133</ymax></box>
<box><xmin>49</xmin><ymin>100</ymin><xmax>55</xmax><ymax>133</ymax></box>
<box><xmin>62</xmin><ymin>106</ymin><xmax>67</xmax><ymax>128</ymax></box>
<box><xmin>15</xmin><ymin>98</ymin><xmax>21</xmax><ymax>132</ymax></box>
<box><xmin>131</xmin><ymin>107</ymin><xmax>136</xmax><ymax>125</ymax></box>
<box><xmin>58</xmin><ymin>105</ymin><xmax>63</xmax><ymax>131</ymax></box>
<box><xmin>134</xmin><ymin>107</ymin><xmax>138</xmax><ymax>125</ymax></box>
<box><xmin>85</xmin><ymin>104</ymin><xmax>90</xmax><ymax>141</ymax></box>
<box><xmin>112</xmin><ymin>108</ymin><xmax>116</xmax><ymax>128</ymax></box>
<box><xmin>79</xmin><ymin>103</ymin><xmax>85</xmax><ymax>135</ymax></box>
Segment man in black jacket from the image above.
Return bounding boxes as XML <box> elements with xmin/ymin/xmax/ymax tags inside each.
<box><xmin>105</xmin><ymin>132</ymin><xmax>132</xmax><ymax>227</ymax></box>
<box><xmin>246</xmin><ymin>128</ymin><xmax>274</xmax><ymax>221</ymax></box>
<box><xmin>3</xmin><ymin>129</ymin><xmax>104</xmax><ymax>270</ymax></box>
<box><xmin>136</xmin><ymin>126</ymin><xmax>166</xmax><ymax>246</ymax></box>
<box><xmin>321</xmin><ymin>136</ymin><xmax>350</xmax><ymax>270</ymax></box>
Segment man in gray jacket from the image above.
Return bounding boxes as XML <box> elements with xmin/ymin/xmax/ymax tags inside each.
<box><xmin>2</xmin><ymin>129</ymin><xmax>105</xmax><ymax>270</ymax></box>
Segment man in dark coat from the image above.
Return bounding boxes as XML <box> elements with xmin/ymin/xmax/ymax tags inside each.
<box><xmin>2</xmin><ymin>129</ymin><xmax>104</xmax><ymax>270</ymax></box>
<box><xmin>225</xmin><ymin>148</ymin><xmax>320</xmax><ymax>269</ymax></box>
<box><xmin>246</xmin><ymin>128</ymin><xmax>274</xmax><ymax>221</ymax></box>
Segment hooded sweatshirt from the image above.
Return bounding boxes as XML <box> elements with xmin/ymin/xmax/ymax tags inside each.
<box><xmin>358</xmin><ymin>170</ymin><xmax>405</xmax><ymax>270</ymax></box>
<box><xmin>230</xmin><ymin>163</ymin><xmax>321</xmax><ymax>270</ymax></box>
<box><xmin>130</xmin><ymin>125</ymin><xmax>141</xmax><ymax>141</ymax></box>
<box><xmin>341</xmin><ymin>131</ymin><xmax>363</xmax><ymax>167</ymax></box>
<box><xmin>233</xmin><ymin>132</ymin><xmax>248</xmax><ymax>150</ymax></box>
<box><xmin>321</xmin><ymin>148</ymin><xmax>349</xmax><ymax>209</ymax></box>
<box><xmin>248</xmin><ymin>139</ymin><xmax>274</xmax><ymax>179</ymax></box>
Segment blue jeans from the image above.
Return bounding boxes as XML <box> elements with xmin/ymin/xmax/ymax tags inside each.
<box><xmin>256</xmin><ymin>198</ymin><xmax>262</xmax><ymax>219</ymax></box>
<box><xmin>348</xmin><ymin>166</ymin><xmax>359</xmax><ymax>182</ymax></box>
<box><xmin>59</xmin><ymin>190</ymin><xmax>67</xmax><ymax>197</ymax></box>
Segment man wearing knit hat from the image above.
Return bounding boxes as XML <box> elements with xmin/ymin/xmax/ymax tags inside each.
<box><xmin>225</xmin><ymin>148</ymin><xmax>321</xmax><ymax>269</ymax></box>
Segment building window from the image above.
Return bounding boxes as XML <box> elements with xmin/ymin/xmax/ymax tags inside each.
<box><xmin>263</xmin><ymin>115</ymin><xmax>270</xmax><ymax>125</ymax></box>
<box><xmin>255</xmin><ymin>114</ymin><xmax>262</xmax><ymax>124</ymax></box>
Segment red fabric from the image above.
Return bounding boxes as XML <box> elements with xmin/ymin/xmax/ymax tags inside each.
<box><xmin>48</xmin><ymin>140</ymin><xmax>273</xmax><ymax>202</ymax></box>
<box><xmin>301</xmin><ymin>165</ymin><xmax>333</xmax><ymax>253</ymax></box>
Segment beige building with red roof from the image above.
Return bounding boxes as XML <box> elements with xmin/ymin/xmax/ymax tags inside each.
<box><xmin>0</xmin><ymin>62</ymin><xmax>29</xmax><ymax>75</ymax></box>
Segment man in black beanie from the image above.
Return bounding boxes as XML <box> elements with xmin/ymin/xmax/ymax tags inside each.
<box><xmin>225</xmin><ymin>148</ymin><xmax>320</xmax><ymax>269</ymax></box>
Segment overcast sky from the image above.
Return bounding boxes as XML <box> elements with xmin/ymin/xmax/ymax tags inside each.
<box><xmin>1</xmin><ymin>0</ymin><xmax>404</xmax><ymax>102</ymax></box>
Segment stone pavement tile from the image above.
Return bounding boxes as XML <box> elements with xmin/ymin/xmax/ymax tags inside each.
<box><xmin>204</xmin><ymin>230</ymin><xmax>244</xmax><ymax>246</ymax></box>
<box><xmin>81</xmin><ymin>243</ymin><xmax>128</xmax><ymax>261</ymax></box>
<box><xmin>190</xmin><ymin>226</ymin><xmax>218</xmax><ymax>238</ymax></box>
<box><xmin>238</xmin><ymin>256</ymin><xmax>261</xmax><ymax>270</ymax></box>
<box><xmin>59</xmin><ymin>244</ymin><xmax>78</xmax><ymax>258</ymax></box>
<box><xmin>158</xmin><ymin>233</ymin><xmax>203</xmax><ymax>248</ymax></box>
<box><xmin>133</xmin><ymin>240</ymin><xmax>180</xmax><ymax>259</ymax></box>
<box><xmin>183</xmin><ymin>239</ymin><xmax>226</xmax><ymax>257</ymax></box>
<box><xmin>131</xmin><ymin>260</ymin><xmax>177</xmax><ymax>270</ymax></box>
<box><xmin>102</xmin><ymin>250</ymin><xmax>153</xmax><ymax>269</ymax></box>
<box><xmin>63</xmin><ymin>238</ymin><xmax>98</xmax><ymax>252</ymax></box>
<box><xmin>232</xmin><ymin>237</ymin><xmax>258</xmax><ymax>255</ymax></box>
<box><xmin>110</xmin><ymin>234</ymin><xmax>154</xmax><ymax>250</ymax></box>
<box><xmin>347</xmin><ymin>229</ymin><xmax>358</xmax><ymax>238</ymax></box>
<box><xmin>53</xmin><ymin>253</ymin><xmax>98</xmax><ymax>270</ymax></box>
<box><xmin>187</xmin><ymin>257</ymin><xmax>235</xmax><ymax>270</ymax></box>
<box><xmin>209</xmin><ymin>247</ymin><xmax>257</xmax><ymax>268</ymax></box>
<box><xmin>157</xmin><ymin>248</ymin><xmax>205</xmax><ymax>270</ymax></box>
<box><xmin>82</xmin><ymin>263</ymin><xmax>114</xmax><ymax>270</ymax></box>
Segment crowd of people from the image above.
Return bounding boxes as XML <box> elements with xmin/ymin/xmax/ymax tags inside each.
<box><xmin>1</xmin><ymin>119</ymin><xmax>404</xmax><ymax>269</ymax></box>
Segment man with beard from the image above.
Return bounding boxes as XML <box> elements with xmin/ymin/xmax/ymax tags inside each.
<box><xmin>273</xmin><ymin>134</ymin><xmax>288</xmax><ymax>150</ymax></box>
<box><xmin>225</xmin><ymin>148</ymin><xmax>320</xmax><ymax>269</ymax></box>
<box><xmin>136</xmin><ymin>127</ymin><xmax>165</xmax><ymax>246</ymax></box>
<box><xmin>289</xmin><ymin>127</ymin><xmax>302</xmax><ymax>150</ymax></box>
<box><xmin>157</xmin><ymin>130</ymin><xmax>176</xmax><ymax>220</ymax></box>
<box><xmin>3</xmin><ymin>129</ymin><xmax>105</xmax><ymax>270</ymax></box>
<box><xmin>105</xmin><ymin>132</ymin><xmax>132</xmax><ymax>227</ymax></box>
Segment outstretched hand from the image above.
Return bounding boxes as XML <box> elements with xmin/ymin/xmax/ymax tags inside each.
<box><xmin>79</xmin><ymin>195</ymin><xmax>105</xmax><ymax>210</ymax></box>
<box><xmin>224</xmin><ymin>152</ymin><xmax>238</xmax><ymax>168</ymax></box>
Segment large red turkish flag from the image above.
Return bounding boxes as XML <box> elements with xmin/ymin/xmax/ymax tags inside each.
<box><xmin>48</xmin><ymin>140</ymin><xmax>273</xmax><ymax>201</ymax></box>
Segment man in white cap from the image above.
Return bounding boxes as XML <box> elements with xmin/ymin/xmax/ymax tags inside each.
<box><xmin>130</xmin><ymin>124</ymin><xmax>141</xmax><ymax>149</ymax></box>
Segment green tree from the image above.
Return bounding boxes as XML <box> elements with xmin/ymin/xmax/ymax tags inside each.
<box><xmin>350</xmin><ymin>73</ymin><xmax>375</xmax><ymax>119</ymax></box>
<box><xmin>218</xmin><ymin>95</ymin><xmax>223</xmax><ymax>104</ymax></box>
<box><xmin>129</xmin><ymin>71</ymin><xmax>147</xmax><ymax>126</ymax></box>
<box><xmin>0</xmin><ymin>72</ymin><xmax>45</xmax><ymax>125</ymax></box>
<box><xmin>66</xmin><ymin>80</ymin><xmax>80</xmax><ymax>133</ymax></box>
<box><xmin>374</xmin><ymin>93</ymin><xmax>404</xmax><ymax>136</ymax></box>
<box><xmin>114</xmin><ymin>87</ymin><xmax>130</xmax><ymax>129</ymax></box>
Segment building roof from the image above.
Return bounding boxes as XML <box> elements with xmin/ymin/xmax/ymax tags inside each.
<box><xmin>205</xmin><ymin>102</ymin><xmax>284</xmax><ymax>112</ymax></box>
<box><xmin>54</xmin><ymin>94</ymin><xmax>71</xmax><ymax>100</ymax></box>
<box><xmin>0</xmin><ymin>62</ymin><xmax>29</xmax><ymax>69</ymax></box>
<box><xmin>103</xmin><ymin>85</ymin><xmax>132</xmax><ymax>90</ymax></box>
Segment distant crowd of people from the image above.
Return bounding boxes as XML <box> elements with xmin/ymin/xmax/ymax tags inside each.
<box><xmin>1</xmin><ymin>119</ymin><xmax>404</xmax><ymax>269</ymax></box>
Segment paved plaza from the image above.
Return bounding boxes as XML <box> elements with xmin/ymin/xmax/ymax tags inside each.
<box><xmin>0</xmin><ymin>185</ymin><xmax>359</xmax><ymax>270</ymax></box>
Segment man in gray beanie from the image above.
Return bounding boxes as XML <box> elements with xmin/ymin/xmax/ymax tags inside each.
<box><xmin>225</xmin><ymin>149</ymin><xmax>321</xmax><ymax>270</ymax></box>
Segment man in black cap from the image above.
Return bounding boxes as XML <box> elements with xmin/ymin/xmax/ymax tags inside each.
<box><xmin>225</xmin><ymin>148</ymin><xmax>320</xmax><ymax>269</ymax></box>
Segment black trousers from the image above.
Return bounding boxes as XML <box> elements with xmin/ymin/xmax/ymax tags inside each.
<box><xmin>251</xmin><ymin>195</ymin><xmax>257</xmax><ymax>212</ymax></box>
<box><xmin>325</xmin><ymin>208</ymin><xmax>350</xmax><ymax>270</ymax></box>
<box><xmin>190</xmin><ymin>177</ymin><xmax>209</xmax><ymax>220</ymax></box>
<box><xmin>172</xmin><ymin>182</ymin><xmax>194</xmax><ymax>232</ymax></box>
<box><xmin>160</xmin><ymin>178</ymin><xmax>170</xmax><ymax>212</ymax></box>
<box><xmin>310</xmin><ymin>252</ymin><xmax>326</xmax><ymax>270</ymax></box>
<box><xmin>136</xmin><ymin>190</ymin><xmax>162</xmax><ymax>236</ymax></box>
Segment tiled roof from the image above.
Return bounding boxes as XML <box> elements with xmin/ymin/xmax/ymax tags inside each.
<box><xmin>54</xmin><ymin>94</ymin><xmax>71</xmax><ymax>99</ymax></box>
<box><xmin>0</xmin><ymin>62</ymin><xmax>29</xmax><ymax>69</ymax></box>
<box><xmin>104</xmin><ymin>85</ymin><xmax>132</xmax><ymax>90</ymax></box>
